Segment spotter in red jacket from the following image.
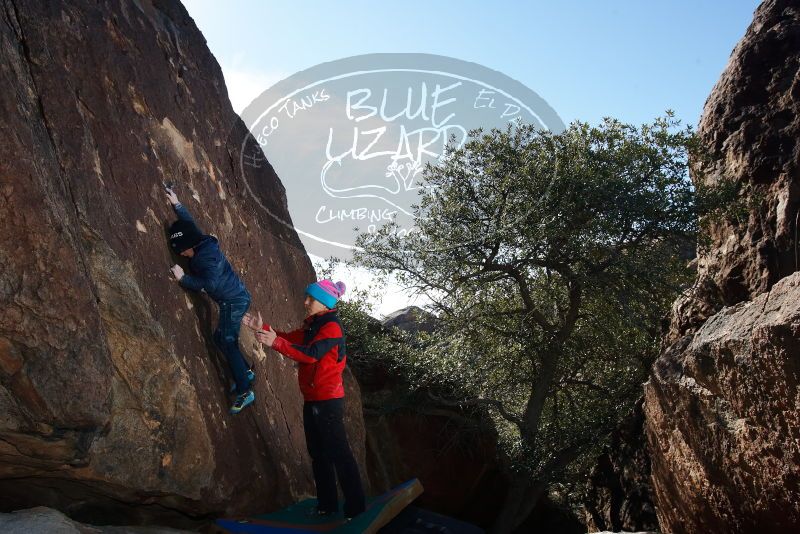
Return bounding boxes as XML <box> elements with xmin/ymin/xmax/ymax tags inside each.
<box><xmin>264</xmin><ymin>308</ymin><xmax>346</xmax><ymax>401</ymax></box>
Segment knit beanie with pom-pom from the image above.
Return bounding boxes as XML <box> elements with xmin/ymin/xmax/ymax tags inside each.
<box><xmin>305</xmin><ymin>279</ymin><xmax>346</xmax><ymax>309</ymax></box>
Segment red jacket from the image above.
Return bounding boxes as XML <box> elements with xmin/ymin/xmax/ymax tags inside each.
<box><xmin>264</xmin><ymin>308</ymin><xmax>347</xmax><ymax>401</ymax></box>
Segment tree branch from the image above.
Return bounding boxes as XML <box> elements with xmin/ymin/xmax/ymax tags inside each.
<box><xmin>559</xmin><ymin>378</ymin><xmax>611</xmax><ymax>394</ymax></box>
<box><xmin>427</xmin><ymin>392</ymin><xmax>524</xmax><ymax>429</ymax></box>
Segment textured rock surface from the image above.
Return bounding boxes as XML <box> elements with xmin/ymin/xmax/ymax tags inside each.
<box><xmin>668</xmin><ymin>0</ymin><xmax>800</xmax><ymax>341</ymax></box>
<box><xmin>352</xmin><ymin>308</ymin><xmax>583</xmax><ymax>532</ymax></box>
<box><xmin>364</xmin><ymin>408</ymin><xmax>504</xmax><ymax>526</ymax></box>
<box><xmin>347</xmin><ymin>308</ymin><xmax>504</xmax><ymax>527</ymax></box>
<box><xmin>646</xmin><ymin>272</ymin><xmax>800</xmax><ymax>532</ymax></box>
<box><xmin>643</xmin><ymin>1</ymin><xmax>800</xmax><ymax>533</ymax></box>
<box><xmin>0</xmin><ymin>0</ymin><xmax>366</xmax><ymax>527</ymax></box>
<box><xmin>381</xmin><ymin>306</ymin><xmax>437</xmax><ymax>334</ymax></box>
<box><xmin>0</xmin><ymin>506</ymin><xmax>191</xmax><ymax>533</ymax></box>
<box><xmin>583</xmin><ymin>399</ymin><xmax>657</xmax><ymax>533</ymax></box>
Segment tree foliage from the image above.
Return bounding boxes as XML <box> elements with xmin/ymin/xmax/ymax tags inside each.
<box><xmin>345</xmin><ymin>115</ymin><xmax>728</xmax><ymax>532</ymax></box>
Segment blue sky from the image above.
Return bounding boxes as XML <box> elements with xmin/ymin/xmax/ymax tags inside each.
<box><xmin>183</xmin><ymin>0</ymin><xmax>760</xmax><ymax>126</ymax></box>
<box><xmin>182</xmin><ymin>0</ymin><xmax>761</xmax><ymax>316</ymax></box>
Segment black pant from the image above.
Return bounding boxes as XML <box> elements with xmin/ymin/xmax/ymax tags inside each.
<box><xmin>303</xmin><ymin>398</ymin><xmax>365</xmax><ymax>517</ymax></box>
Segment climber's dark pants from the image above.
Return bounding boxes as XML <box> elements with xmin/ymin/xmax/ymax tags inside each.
<box><xmin>213</xmin><ymin>291</ymin><xmax>251</xmax><ymax>394</ymax></box>
<box><xmin>303</xmin><ymin>398</ymin><xmax>365</xmax><ymax>517</ymax></box>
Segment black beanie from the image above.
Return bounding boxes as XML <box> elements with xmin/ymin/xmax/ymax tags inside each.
<box><xmin>169</xmin><ymin>220</ymin><xmax>203</xmax><ymax>252</ymax></box>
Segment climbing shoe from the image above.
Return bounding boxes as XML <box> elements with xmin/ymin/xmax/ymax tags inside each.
<box><xmin>229</xmin><ymin>390</ymin><xmax>255</xmax><ymax>414</ymax></box>
<box><xmin>229</xmin><ymin>368</ymin><xmax>256</xmax><ymax>393</ymax></box>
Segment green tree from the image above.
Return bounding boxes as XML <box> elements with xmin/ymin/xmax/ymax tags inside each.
<box><xmin>348</xmin><ymin>116</ymin><xmax>722</xmax><ymax>533</ymax></box>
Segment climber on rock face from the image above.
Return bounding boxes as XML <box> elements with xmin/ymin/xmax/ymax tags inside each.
<box><xmin>165</xmin><ymin>186</ymin><xmax>256</xmax><ymax>415</ymax></box>
<box><xmin>244</xmin><ymin>280</ymin><xmax>366</xmax><ymax>519</ymax></box>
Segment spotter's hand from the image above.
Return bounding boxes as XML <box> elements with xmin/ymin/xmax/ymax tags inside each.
<box><xmin>255</xmin><ymin>326</ymin><xmax>277</xmax><ymax>347</ymax></box>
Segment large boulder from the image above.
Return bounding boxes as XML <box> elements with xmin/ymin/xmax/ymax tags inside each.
<box><xmin>646</xmin><ymin>272</ymin><xmax>800</xmax><ymax>532</ymax></box>
<box><xmin>667</xmin><ymin>0</ymin><xmax>800</xmax><ymax>341</ymax></box>
<box><xmin>644</xmin><ymin>1</ymin><xmax>800</xmax><ymax>532</ymax></box>
<box><xmin>0</xmin><ymin>0</ymin><xmax>366</xmax><ymax>527</ymax></box>
<box><xmin>353</xmin><ymin>309</ymin><xmax>505</xmax><ymax>526</ymax></box>
<box><xmin>381</xmin><ymin>306</ymin><xmax>437</xmax><ymax>334</ymax></box>
<box><xmin>351</xmin><ymin>307</ymin><xmax>584</xmax><ymax>532</ymax></box>
<box><xmin>0</xmin><ymin>506</ymin><xmax>190</xmax><ymax>533</ymax></box>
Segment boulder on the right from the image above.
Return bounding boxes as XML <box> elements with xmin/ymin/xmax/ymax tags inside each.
<box><xmin>644</xmin><ymin>1</ymin><xmax>800</xmax><ymax>532</ymax></box>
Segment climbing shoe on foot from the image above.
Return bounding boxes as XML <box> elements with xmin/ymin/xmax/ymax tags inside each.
<box><xmin>229</xmin><ymin>390</ymin><xmax>255</xmax><ymax>414</ymax></box>
<box><xmin>229</xmin><ymin>368</ymin><xmax>256</xmax><ymax>393</ymax></box>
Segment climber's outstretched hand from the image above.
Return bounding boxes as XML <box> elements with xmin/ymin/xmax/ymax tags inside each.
<box><xmin>255</xmin><ymin>326</ymin><xmax>277</xmax><ymax>347</ymax></box>
<box><xmin>242</xmin><ymin>311</ymin><xmax>262</xmax><ymax>331</ymax></box>
<box><xmin>166</xmin><ymin>188</ymin><xmax>179</xmax><ymax>206</ymax></box>
<box><xmin>242</xmin><ymin>312</ymin><xmax>261</xmax><ymax>330</ymax></box>
<box><xmin>170</xmin><ymin>264</ymin><xmax>184</xmax><ymax>281</ymax></box>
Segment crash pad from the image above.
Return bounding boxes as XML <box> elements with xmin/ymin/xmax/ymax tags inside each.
<box><xmin>378</xmin><ymin>506</ymin><xmax>485</xmax><ymax>533</ymax></box>
<box><xmin>213</xmin><ymin>479</ymin><xmax>424</xmax><ymax>534</ymax></box>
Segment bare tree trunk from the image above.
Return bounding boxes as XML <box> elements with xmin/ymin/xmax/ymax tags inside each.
<box><xmin>513</xmin><ymin>480</ymin><xmax>548</xmax><ymax>530</ymax></box>
<box><xmin>490</xmin><ymin>437</ymin><xmax>591</xmax><ymax>533</ymax></box>
<box><xmin>491</xmin><ymin>284</ymin><xmax>580</xmax><ymax>534</ymax></box>
<box><xmin>490</xmin><ymin>477</ymin><xmax>548</xmax><ymax>534</ymax></box>
<box><xmin>490</xmin><ymin>480</ymin><xmax>529</xmax><ymax>534</ymax></box>
<box><xmin>522</xmin><ymin>351</ymin><xmax>558</xmax><ymax>434</ymax></box>
<box><xmin>489</xmin><ymin>344</ymin><xmax>557</xmax><ymax>534</ymax></box>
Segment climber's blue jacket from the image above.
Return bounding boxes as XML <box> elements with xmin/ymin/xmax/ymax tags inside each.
<box><xmin>173</xmin><ymin>203</ymin><xmax>247</xmax><ymax>302</ymax></box>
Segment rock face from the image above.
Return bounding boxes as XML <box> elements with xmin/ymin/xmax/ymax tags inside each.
<box><xmin>352</xmin><ymin>308</ymin><xmax>584</xmax><ymax>532</ymax></box>
<box><xmin>347</xmin><ymin>308</ymin><xmax>503</xmax><ymax>527</ymax></box>
<box><xmin>646</xmin><ymin>273</ymin><xmax>800</xmax><ymax>532</ymax></box>
<box><xmin>363</xmin><ymin>405</ymin><xmax>505</xmax><ymax>527</ymax></box>
<box><xmin>381</xmin><ymin>306</ymin><xmax>437</xmax><ymax>334</ymax></box>
<box><xmin>583</xmin><ymin>399</ymin><xmax>657</xmax><ymax>533</ymax></box>
<box><xmin>0</xmin><ymin>0</ymin><xmax>366</xmax><ymax>527</ymax></box>
<box><xmin>0</xmin><ymin>506</ymin><xmax>190</xmax><ymax>533</ymax></box>
<box><xmin>644</xmin><ymin>1</ymin><xmax>800</xmax><ymax>532</ymax></box>
<box><xmin>667</xmin><ymin>0</ymin><xmax>800</xmax><ymax>341</ymax></box>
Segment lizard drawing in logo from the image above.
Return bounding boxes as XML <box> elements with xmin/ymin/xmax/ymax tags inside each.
<box><xmin>319</xmin><ymin>124</ymin><xmax>467</xmax><ymax>216</ymax></box>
